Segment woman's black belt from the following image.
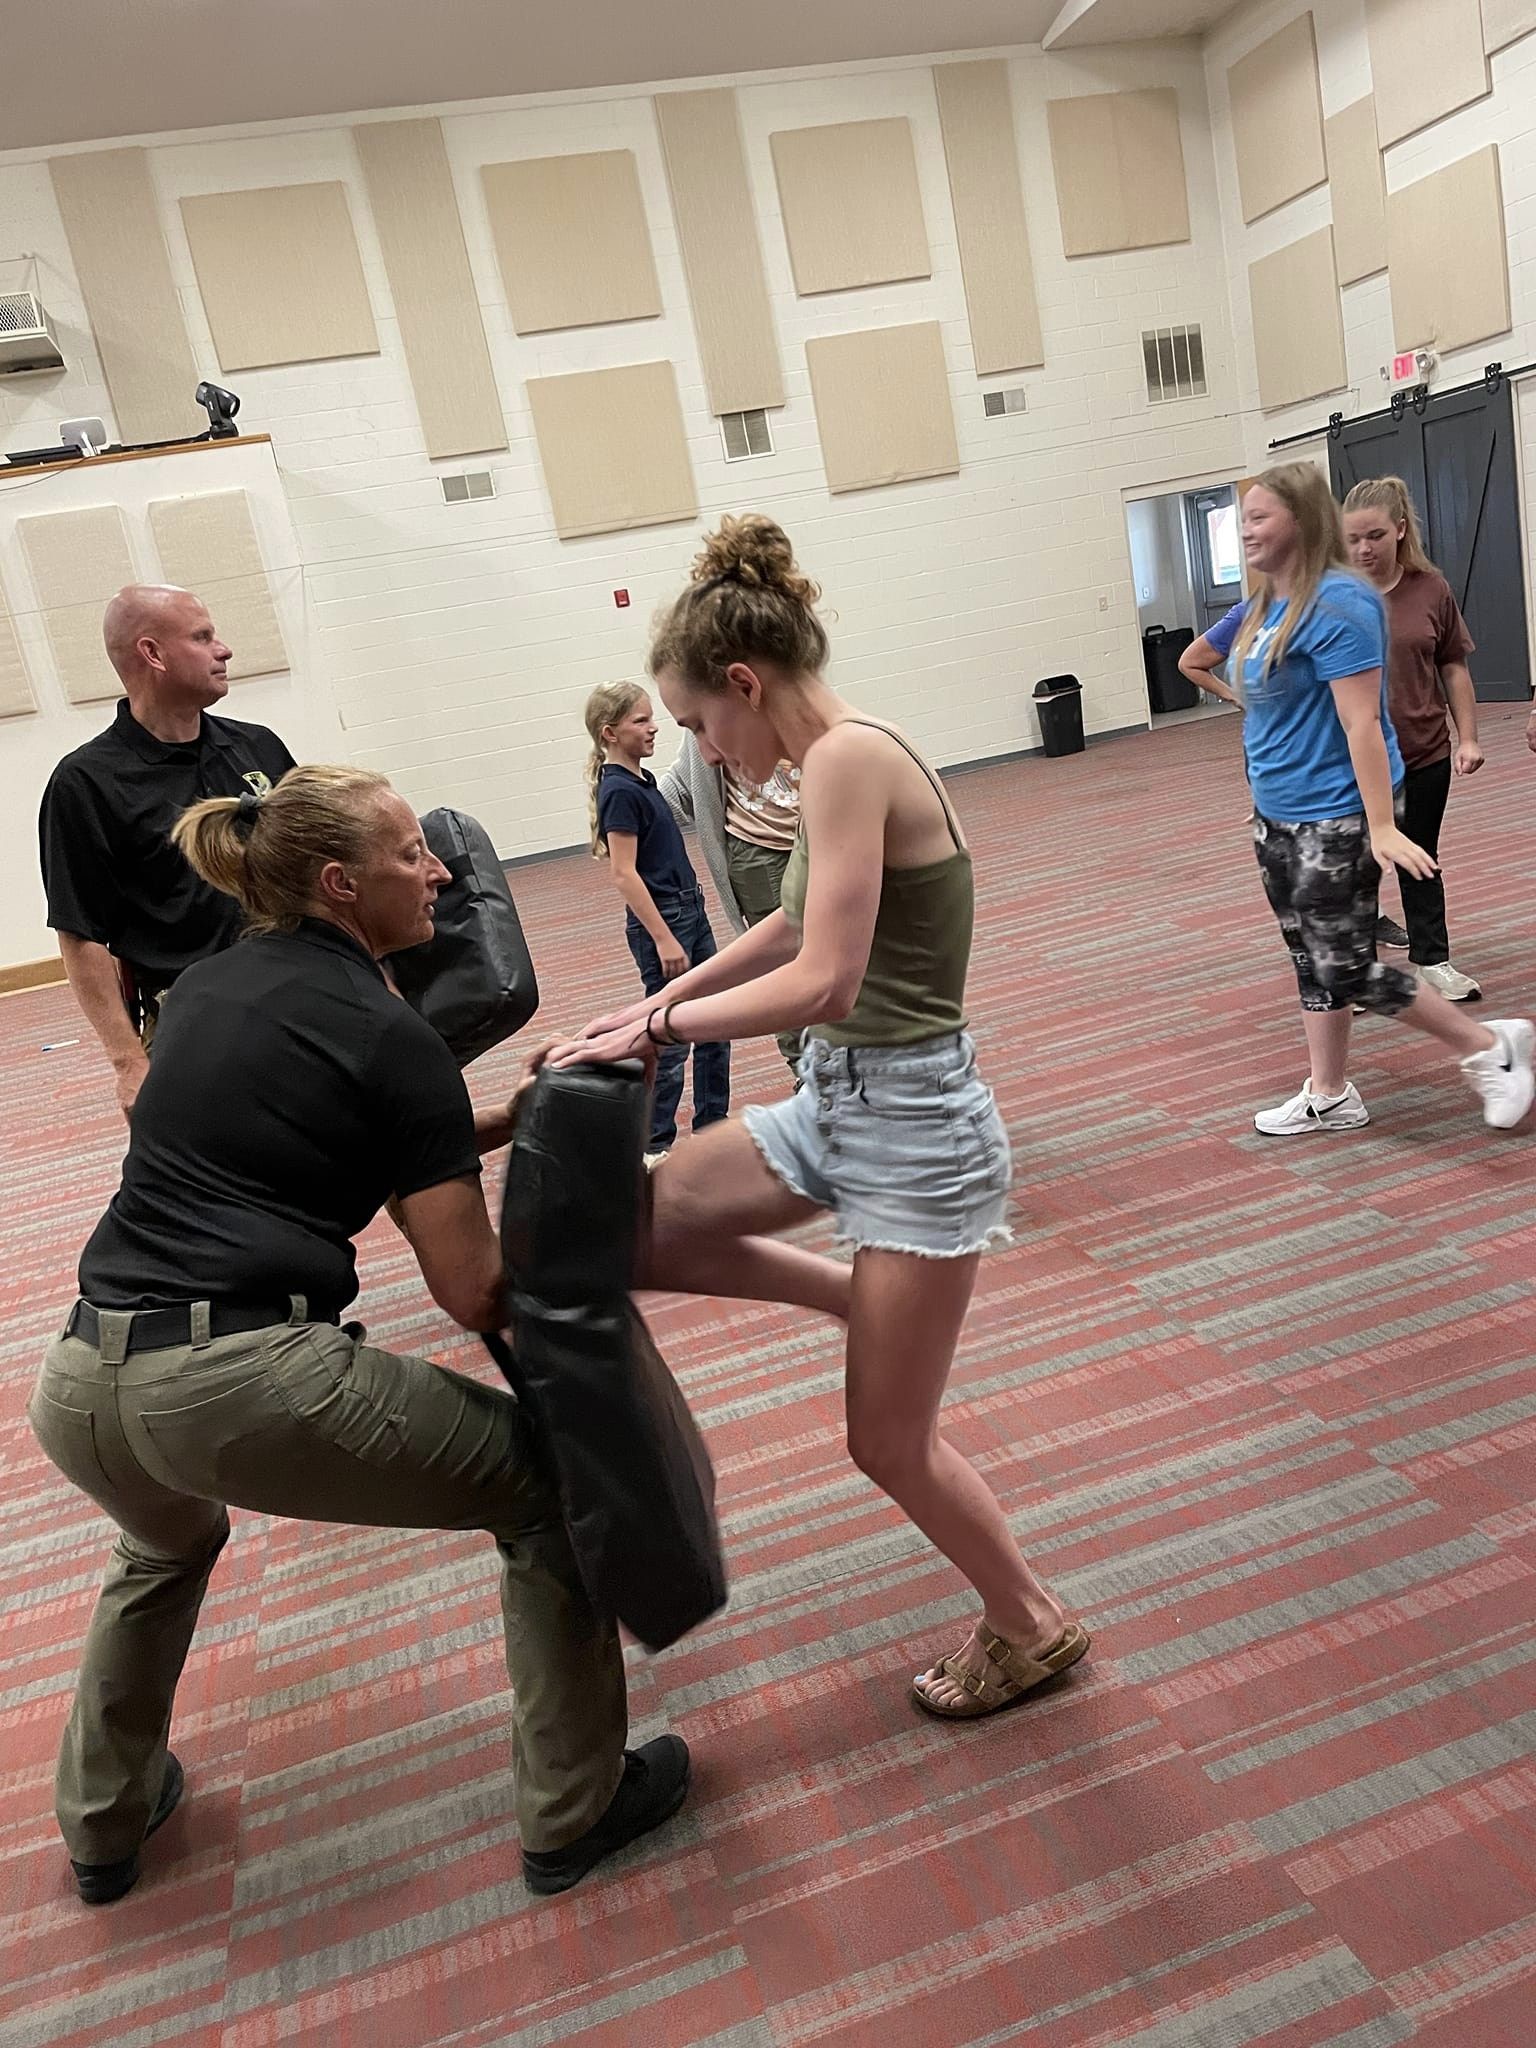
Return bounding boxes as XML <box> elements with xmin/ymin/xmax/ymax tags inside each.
<box><xmin>64</xmin><ymin>1299</ymin><xmax>335</xmax><ymax>1356</ymax></box>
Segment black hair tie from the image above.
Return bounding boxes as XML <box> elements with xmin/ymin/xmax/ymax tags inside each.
<box><xmin>231</xmin><ymin>789</ymin><xmax>265</xmax><ymax>839</ymax></box>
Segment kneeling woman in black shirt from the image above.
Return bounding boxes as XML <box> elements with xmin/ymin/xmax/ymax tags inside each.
<box><xmin>29</xmin><ymin>765</ymin><xmax>687</xmax><ymax>1905</ymax></box>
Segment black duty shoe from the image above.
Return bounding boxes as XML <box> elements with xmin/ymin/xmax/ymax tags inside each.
<box><xmin>522</xmin><ymin>1735</ymin><xmax>690</xmax><ymax>1897</ymax></box>
<box><xmin>71</xmin><ymin>1752</ymin><xmax>185</xmax><ymax>1906</ymax></box>
<box><xmin>1375</xmin><ymin>915</ymin><xmax>1411</xmax><ymax>949</ymax></box>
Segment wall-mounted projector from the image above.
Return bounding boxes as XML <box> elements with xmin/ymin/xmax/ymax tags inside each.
<box><xmin>0</xmin><ymin>292</ymin><xmax>65</xmax><ymax>374</ymax></box>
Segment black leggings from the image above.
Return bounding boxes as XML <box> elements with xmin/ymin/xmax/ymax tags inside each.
<box><xmin>1396</xmin><ymin>756</ymin><xmax>1454</xmax><ymax>967</ymax></box>
<box><xmin>1255</xmin><ymin>811</ymin><xmax>1419</xmax><ymax>1016</ymax></box>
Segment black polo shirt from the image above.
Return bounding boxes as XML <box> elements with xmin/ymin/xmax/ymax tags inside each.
<box><xmin>78</xmin><ymin>920</ymin><xmax>481</xmax><ymax>1321</ymax></box>
<box><xmin>38</xmin><ymin>698</ymin><xmax>295</xmax><ymax>987</ymax></box>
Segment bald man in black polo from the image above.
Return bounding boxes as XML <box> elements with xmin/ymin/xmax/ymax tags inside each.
<box><xmin>38</xmin><ymin>586</ymin><xmax>295</xmax><ymax>1118</ymax></box>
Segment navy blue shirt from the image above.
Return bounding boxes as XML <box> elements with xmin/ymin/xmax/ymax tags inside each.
<box><xmin>597</xmin><ymin>764</ymin><xmax>696</xmax><ymax>896</ymax></box>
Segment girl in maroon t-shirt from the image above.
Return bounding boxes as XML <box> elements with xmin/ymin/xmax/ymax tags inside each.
<box><xmin>1343</xmin><ymin>477</ymin><xmax>1484</xmax><ymax>1002</ymax></box>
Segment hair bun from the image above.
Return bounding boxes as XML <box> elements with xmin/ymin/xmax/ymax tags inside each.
<box><xmin>692</xmin><ymin>514</ymin><xmax>820</xmax><ymax>610</ymax></box>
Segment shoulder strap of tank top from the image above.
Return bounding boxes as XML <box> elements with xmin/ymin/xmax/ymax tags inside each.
<box><xmin>840</xmin><ymin>719</ymin><xmax>964</xmax><ymax>851</ymax></box>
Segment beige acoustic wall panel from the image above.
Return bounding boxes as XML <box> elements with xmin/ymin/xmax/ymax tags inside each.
<box><xmin>182</xmin><ymin>183</ymin><xmax>379</xmax><ymax>371</ymax></box>
<box><xmin>526</xmin><ymin>362</ymin><xmax>695</xmax><ymax>540</ymax></box>
<box><xmin>1325</xmin><ymin>98</ymin><xmax>1388</xmax><ymax>285</ymax></box>
<box><xmin>0</xmin><ymin>583</ymin><xmax>36</xmax><ymax>719</ymax></box>
<box><xmin>1388</xmin><ymin>146</ymin><xmax>1510</xmax><ymax>354</ymax></box>
<box><xmin>1226</xmin><ymin>15</ymin><xmax>1327</xmax><ymax>225</ymax></box>
<box><xmin>1483</xmin><ymin>0</ymin><xmax>1536</xmax><ymax>50</ymax></box>
<box><xmin>17</xmin><ymin>505</ymin><xmax>136</xmax><ymax>705</ymax></box>
<box><xmin>49</xmin><ymin>149</ymin><xmax>202</xmax><ymax>443</ymax></box>
<box><xmin>654</xmin><ymin>90</ymin><xmax>783</xmax><ymax>415</ymax></box>
<box><xmin>1366</xmin><ymin>0</ymin><xmax>1489</xmax><ymax>146</ymax></box>
<box><xmin>771</xmin><ymin>120</ymin><xmax>931</xmax><ymax>295</ymax></box>
<box><xmin>805</xmin><ymin>322</ymin><xmax>958</xmax><ymax>494</ymax></box>
<box><xmin>1046</xmin><ymin>89</ymin><xmax>1190</xmax><ymax>257</ymax></box>
<box><xmin>354</xmin><ymin>120</ymin><xmax>506</xmax><ymax>459</ymax></box>
<box><xmin>148</xmin><ymin>490</ymin><xmax>288</xmax><ymax>679</ymax></box>
<box><xmin>933</xmin><ymin>61</ymin><xmax>1043</xmax><ymax>376</ymax></box>
<box><xmin>482</xmin><ymin>153</ymin><xmax>661</xmax><ymax>335</ymax></box>
<box><xmin>1248</xmin><ymin>228</ymin><xmax>1347</xmax><ymax>412</ymax></box>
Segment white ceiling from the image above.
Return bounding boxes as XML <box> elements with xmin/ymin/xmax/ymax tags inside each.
<box><xmin>1045</xmin><ymin>0</ymin><xmax>1244</xmax><ymax>46</ymax></box>
<box><xmin>0</xmin><ymin>0</ymin><xmax>1052</xmax><ymax>151</ymax></box>
<box><xmin>0</xmin><ymin>0</ymin><xmax>1246</xmax><ymax>154</ymax></box>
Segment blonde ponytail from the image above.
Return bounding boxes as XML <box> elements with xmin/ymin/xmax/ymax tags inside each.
<box><xmin>173</xmin><ymin>764</ymin><xmax>390</xmax><ymax>935</ymax></box>
<box><xmin>582</xmin><ymin>681</ymin><xmax>649</xmax><ymax>858</ymax></box>
<box><xmin>1342</xmin><ymin>475</ymin><xmax>1435</xmax><ymax>575</ymax></box>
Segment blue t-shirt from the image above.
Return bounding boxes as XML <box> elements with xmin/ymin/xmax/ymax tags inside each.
<box><xmin>596</xmin><ymin>763</ymin><xmax>696</xmax><ymax>896</ymax></box>
<box><xmin>1206</xmin><ymin>600</ymin><xmax>1248</xmax><ymax>660</ymax></box>
<box><xmin>1240</xmin><ymin>571</ymin><xmax>1403</xmax><ymax>822</ymax></box>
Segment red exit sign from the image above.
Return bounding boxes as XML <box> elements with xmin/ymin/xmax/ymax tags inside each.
<box><xmin>1391</xmin><ymin>352</ymin><xmax>1418</xmax><ymax>383</ymax></box>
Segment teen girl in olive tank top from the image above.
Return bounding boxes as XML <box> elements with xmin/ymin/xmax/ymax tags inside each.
<box><xmin>555</xmin><ymin>516</ymin><xmax>1088</xmax><ymax>1721</ymax></box>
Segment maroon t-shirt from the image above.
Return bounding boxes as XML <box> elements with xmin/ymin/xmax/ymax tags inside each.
<box><xmin>1382</xmin><ymin>568</ymin><xmax>1475</xmax><ymax>772</ymax></box>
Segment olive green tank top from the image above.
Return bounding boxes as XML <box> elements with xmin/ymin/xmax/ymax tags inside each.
<box><xmin>779</xmin><ymin>720</ymin><xmax>973</xmax><ymax>1048</ymax></box>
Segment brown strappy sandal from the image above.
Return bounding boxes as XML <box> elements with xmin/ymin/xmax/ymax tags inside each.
<box><xmin>912</xmin><ymin>1620</ymin><xmax>1091</xmax><ymax>1719</ymax></box>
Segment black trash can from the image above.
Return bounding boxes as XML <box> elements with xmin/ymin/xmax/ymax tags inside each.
<box><xmin>1143</xmin><ymin>625</ymin><xmax>1200</xmax><ymax>713</ymax></box>
<box><xmin>1033</xmin><ymin>674</ymin><xmax>1085</xmax><ymax>758</ymax></box>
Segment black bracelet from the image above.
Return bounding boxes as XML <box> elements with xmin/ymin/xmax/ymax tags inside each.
<box><xmin>644</xmin><ymin>1008</ymin><xmax>669</xmax><ymax>1048</ymax></box>
<box><xmin>657</xmin><ymin>1000</ymin><xmax>683</xmax><ymax>1046</ymax></box>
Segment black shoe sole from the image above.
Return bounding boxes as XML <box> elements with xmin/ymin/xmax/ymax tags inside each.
<box><xmin>523</xmin><ymin>1738</ymin><xmax>690</xmax><ymax>1897</ymax></box>
<box><xmin>71</xmin><ymin>1753</ymin><xmax>184</xmax><ymax>1906</ymax></box>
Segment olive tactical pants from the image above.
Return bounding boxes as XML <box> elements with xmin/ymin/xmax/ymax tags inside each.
<box><xmin>29</xmin><ymin>1307</ymin><xmax>627</xmax><ymax>1866</ymax></box>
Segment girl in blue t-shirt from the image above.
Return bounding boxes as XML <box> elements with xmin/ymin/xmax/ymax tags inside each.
<box><xmin>1233</xmin><ymin>464</ymin><xmax>1532</xmax><ymax>1136</ymax></box>
<box><xmin>583</xmin><ymin>681</ymin><xmax>729</xmax><ymax>1156</ymax></box>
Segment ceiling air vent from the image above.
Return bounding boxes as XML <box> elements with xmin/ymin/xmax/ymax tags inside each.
<box><xmin>982</xmin><ymin>387</ymin><xmax>1027</xmax><ymax>417</ymax></box>
<box><xmin>720</xmin><ymin>409</ymin><xmax>773</xmax><ymax>460</ymax></box>
<box><xmin>1143</xmin><ymin>324</ymin><xmax>1206</xmax><ymax>403</ymax></box>
<box><xmin>0</xmin><ymin>292</ymin><xmax>65</xmax><ymax>374</ymax></box>
<box><xmin>441</xmin><ymin>470</ymin><xmax>495</xmax><ymax>503</ymax></box>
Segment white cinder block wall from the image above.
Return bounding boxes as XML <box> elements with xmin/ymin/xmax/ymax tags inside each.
<box><xmin>1205</xmin><ymin>0</ymin><xmax>1536</xmax><ymax>554</ymax></box>
<box><xmin>1</xmin><ymin>39</ymin><xmax>1250</xmax><ymax>966</ymax></box>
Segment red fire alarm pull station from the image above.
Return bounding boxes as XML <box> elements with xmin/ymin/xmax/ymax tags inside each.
<box><xmin>613</xmin><ymin>588</ymin><xmax>630</xmax><ymax>608</ymax></box>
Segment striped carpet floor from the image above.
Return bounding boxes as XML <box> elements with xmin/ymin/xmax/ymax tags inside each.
<box><xmin>3</xmin><ymin>706</ymin><xmax>1536</xmax><ymax>2047</ymax></box>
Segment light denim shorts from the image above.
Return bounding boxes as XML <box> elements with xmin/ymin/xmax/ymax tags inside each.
<box><xmin>742</xmin><ymin>1032</ymin><xmax>1013</xmax><ymax>1258</ymax></box>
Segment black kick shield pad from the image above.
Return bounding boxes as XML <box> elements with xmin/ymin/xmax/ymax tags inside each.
<box><xmin>482</xmin><ymin>1061</ymin><xmax>727</xmax><ymax>1652</ymax></box>
<box><xmin>387</xmin><ymin>808</ymin><xmax>539</xmax><ymax>1066</ymax></box>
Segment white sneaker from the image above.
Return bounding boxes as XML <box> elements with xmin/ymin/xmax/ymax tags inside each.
<box><xmin>1420</xmin><ymin>961</ymin><xmax>1482</xmax><ymax>1002</ymax></box>
<box><xmin>1460</xmin><ymin>1019</ymin><xmax>1535</xmax><ymax>1129</ymax></box>
<box><xmin>1254</xmin><ymin>1081</ymin><xmax>1371</xmax><ymax>1136</ymax></box>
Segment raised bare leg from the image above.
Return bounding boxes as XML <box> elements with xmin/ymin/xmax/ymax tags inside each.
<box><xmin>643</xmin><ymin>1119</ymin><xmax>850</xmax><ymax>1321</ymax></box>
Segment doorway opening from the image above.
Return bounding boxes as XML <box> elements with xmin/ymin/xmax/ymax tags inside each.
<box><xmin>1125</xmin><ymin>481</ymin><xmax>1243</xmax><ymax>720</ymax></box>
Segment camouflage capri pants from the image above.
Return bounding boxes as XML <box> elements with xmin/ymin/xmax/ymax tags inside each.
<box><xmin>1254</xmin><ymin>810</ymin><xmax>1419</xmax><ymax>1017</ymax></box>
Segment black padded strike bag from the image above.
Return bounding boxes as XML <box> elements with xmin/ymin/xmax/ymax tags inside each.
<box><xmin>482</xmin><ymin>1061</ymin><xmax>727</xmax><ymax>1653</ymax></box>
<box><xmin>387</xmin><ymin>808</ymin><xmax>538</xmax><ymax>1066</ymax></box>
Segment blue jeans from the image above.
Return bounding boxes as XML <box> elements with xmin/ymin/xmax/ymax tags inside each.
<box><xmin>625</xmin><ymin>886</ymin><xmax>731</xmax><ymax>1150</ymax></box>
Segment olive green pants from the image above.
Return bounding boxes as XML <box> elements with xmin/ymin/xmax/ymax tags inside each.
<box><xmin>724</xmin><ymin>836</ymin><xmax>800</xmax><ymax>1075</ymax></box>
<box><xmin>28</xmin><ymin>1308</ymin><xmax>627</xmax><ymax>1866</ymax></box>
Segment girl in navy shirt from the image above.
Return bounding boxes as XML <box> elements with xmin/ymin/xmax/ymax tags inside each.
<box><xmin>583</xmin><ymin>682</ymin><xmax>729</xmax><ymax>1155</ymax></box>
<box><xmin>1233</xmin><ymin>464</ymin><xmax>1531</xmax><ymax>1135</ymax></box>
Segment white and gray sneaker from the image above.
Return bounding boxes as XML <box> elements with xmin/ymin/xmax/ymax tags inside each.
<box><xmin>1420</xmin><ymin>961</ymin><xmax>1482</xmax><ymax>1002</ymax></box>
<box><xmin>1460</xmin><ymin>1018</ymin><xmax>1535</xmax><ymax>1129</ymax></box>
<box><xmin>1254</xmin><ymin>1081</ymin><xmax>1371</xmax><ymax>1136</ymax></box>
